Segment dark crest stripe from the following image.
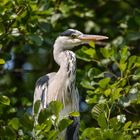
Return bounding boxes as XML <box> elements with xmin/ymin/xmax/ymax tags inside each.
<box><xmin>60</xmin><ymin>29</ymin><xmax>75</xmax><ymax>36</ymax></box>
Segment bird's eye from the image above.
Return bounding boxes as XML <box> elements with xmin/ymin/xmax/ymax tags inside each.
<box><xmin>71</xmin><ymin>34</ymin><xmax>77</xmax><ymax>38</ymax></box>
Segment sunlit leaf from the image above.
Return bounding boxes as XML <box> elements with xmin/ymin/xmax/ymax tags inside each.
<box><xmin>88</xmin><ymin>41</ymin><xmax>95</xmax><ymax>48</ymax></box>
<box><xmin>0</xmin><ymin>95</ymin><xmax>10</xmax><ymax>105</ymax></box>
<box><xmin>111</xmin><ymin>88</ymin><xmax>122</xmax><ymax>101</ymax></box>
<box><xmin>76</xmin><ymin>46</ymin><xmax>98</xmax><ymax>61</ymax></box>
<box><xmin>120</xmin><ymin>46</ymin><xmax>130</xmax><ymax>63</ymax></box>
<box><xmin>104</xmin><ymin>89</ymin><xmax>111</xmax><ymax>97</ymax></box>
<box><xmin>69</xmin><ymin>112</ymin><xmax>80</xmax><ymax>117</ymax></box>
<box><xmin>84</xmin><ymin>48</ymin><xmax>97</xmax><ymax>59</ymax></box>
<box><xmin>100</xmin><ymin>47</ymin><xmax>113</xmax><ymax>58</ymax></box>
<box><xmin>0</xmin><ymin>59</ymin><xmax>5</xmax><ymax>64</ymax></box>
<box><xmin>119</xmin><ymin>63</ymin><xmax>127</xmax><ymax>72</ymax></box>
<box><xmin>135</xmin><ymin>57</ymin><xmax>140</xmax><ymax>67</ymax></box>
<box><xmin>8</xmin><ymin>118</ymin><xmax>20</xmax><ymax>130</ymax></box>
<box><xmin>124</xmin><ymin>121</ymin><xmax>132</xmax><ymax>130</ymax></box>
<box><xmin>39</xmin><ymin>119</ymin><xmax>52</xmax><ymax>133</ymax></box>
<box><xmin>98</xmin><ymin>78</ymin><xmax>110</xmax><ymax>89</ymax></box>
<box><xmin>86</xmin><ymin>95</ymin><xmax>98</xmax><ymax>104</ymax></box>
<box><xmin>49</xmin><ymin>101</ymin><xmax>63</xmax><ymax>116</ymax></box>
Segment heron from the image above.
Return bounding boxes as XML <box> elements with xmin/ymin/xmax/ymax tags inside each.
<box><xmin>32</xmin><ymin>29</ymin><xmax>108</xmax><ymax>140</ymax></box>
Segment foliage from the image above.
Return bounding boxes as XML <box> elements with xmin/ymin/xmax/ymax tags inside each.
<box><xmin>0</xmin><ymin>0</ymin><xmax>140</xmax><ymax>139</ymax></box>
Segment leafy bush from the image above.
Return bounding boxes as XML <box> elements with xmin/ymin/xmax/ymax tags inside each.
<box><xmin>77</xmin><ymin>45</ymin><xmax>140</xmax><ymax>139</ymax></box>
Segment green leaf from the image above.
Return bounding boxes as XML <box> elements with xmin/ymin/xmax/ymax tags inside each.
<box><xmin>34</xmin><ymin>100</ymin><xmax>41</xmax><ymax>115</ymax></box>
<box><xmin>38</xmin><ymin>101</ymin><xmax>63</xmax><ymax>124</ymax></box>
<box><xmin>112</xmin><ymin>36</ymin><xmax>124</xmax><ymax>46</ymax></box>
<box><xmin>80</xmin><ymin>80</ymin><xmax>95</xmax><ymax>89</ymax></box>
<box><xmin>88</xmin><ymin>67</ymin><xmax>102</xmax><ymax>80</ymax></box>
<box><xmin>47</xmin><ymin>130</ymin><xmax>58</xmax><ymax>140</ymax></box>
<box><xmin>111</xmin><ymin>88</ymin><xmax>122</xmax><ymax>101</ymax></box>
<box><xmin>134</xmin><ymin>68</ymin><xmax>140</xmax><ymax>77</ymax></box>
<box><xmin>91</xmin><ymin>103</ymin><xmax>106</xmax><ymax>119</ymax></box>
<box><xmin>102</xmin><ymin>129</ymin><xmax>114</xmax><ymax>139</ymax></box>
<box><xmin>8</xmin><ymin>118</ymin><xmax>20</xmax><ymax>130</ymax></box>
<box><xmin>0</xmin><ymin>59</ymin><xmax>5</xmax><ymax>64</ymax></box>
<box><xmin>97</xmin><ymin>113</ymin><xmax>108</xmax><ymax>129</ymax></box>
<box><xmin>58</xmin><ymin>118</ymin><xmax>73</xmax><ymax>132</ymax></box>
<box><xmin>119</xmin><ymin>62</ymin><xmax>127</xmax><ymax>72</ymax></box>
<box><xmin>126</xmin><ymin>32</ymin><xmax>140</xmax><ymax>41</ymax></box>
<box><xmin>109</xmin><ymin>117</ymin><xmax>121</xmax><ymax>131</ymax></box>
<box><xmin>81</xmin><ymin>127</ymin><xmax>101</xmax><ymax>139</ymax></box>
<box><xmin>128</xmin><ymin>56</ymin><xmax>137</xmax><ymax>69</ymax></box>
<box><xmin>88</xmin><ymin>41</ymin><xmax>95</xmax><ymax>48</ymax></box>
<box><xmin>135</xmin><ymin>57</ymin><xmax>140</xmax><ymax>67</ymax></box>
<box><xmin>76</xmin><ymin>48</ymin><xmax>91</xmax><ymax>62</ymax></box>
<box><xmin>120</xmin><ymin>79</ymin><xmax>127</xmax><ymax>87</ymax></box>
<box><xmin>20</xmin><ymin>113</ymin><xmax>34</xmax><ymax>130</ymax></box>
<box><xmin>0</xmin><ymin>95</ymin><xmax>10</xmax><ymax>105</ymax></box>
<box><xmin>69</xmin><ymin>112</ymin><xmax>80</xmax><ymax>117</ymax></box>
<box><xmin>100</xmin><ymin>47</ymin><xmax>113</xmax><ymax>58</ymax></box>
<box><xmin>132</xmin><ymin>68</ymin><xmax>140</xmax><ymax>80</ymax></box>
<box><xmin>38</xmin><ymin>109</ymin><xmax>52</xmax><ymax>124</ymax></box>
<box><xmin>101</xmin><ymin>59</ymin><xmax>111</xmax><ymax>65</ymax></box>
<box><xmin>3</xmin><ymin>126</ymin><xmax>16</xmax><ymax>139</ymax></box>
<box><xmin>124</xmin><ymin>121</ymin><xmax>132</xmax><ymax>130</ymax></box>
<box><xmin>84</xmin><ymin>48</ymin><xmax>97</xmax><ymax>59</ymax></box>
<box><xmin>104</xmin><ymin>89</ymin><xmax>111</xmax><ymax>97</ymax></box>
<box><xmin>76</xmin><ymin>46</ymin><xmax>98</xmax><ymax>62</ymax></box>
<box><xmin>86</xmin><ymin>95</ymin><xmax>98</xmax><ymax>104</ymax></box>
<box><xmin>49</xmin><ymin>101</ymin><xmax>63</xmax><ymax>116</ymax></box>
<box><xmin>120</xmin><ymin>47</ymin><xmax>130</xmax><ymax>63</ymax></box>
<box><xmin>98</xmin><ymin>78</ymin><xmax>110</xmax><ymax>89</ymax></box>
<box><xmin>38</xmin><ymin>119</ymin><xmax>52</xmax><ymax>133</ymax></box>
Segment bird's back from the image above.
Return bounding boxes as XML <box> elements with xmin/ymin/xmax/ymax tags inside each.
<box><xmin>33</xmin><ymin>72</ymin><xmax>56</xmax><ymax>115</ymax></box>
<box><xmin>33</xmin><ymin>69</ymin><xmax>79</xmax><ymax>116</ymax></box>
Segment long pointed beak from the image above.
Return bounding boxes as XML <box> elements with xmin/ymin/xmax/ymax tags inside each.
<box><xmin>78</xmin><ymin>34</ymin><xmax>109</xmax><ymax>41</ymax></box>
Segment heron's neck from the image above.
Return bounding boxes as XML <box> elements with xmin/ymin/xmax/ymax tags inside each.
<box><xmin>53</xmin><ymin>43</ymin><xmax>76</xmax><ymax>77</ymax></box>
<box><xmin>53</xmin><ymin>43</ymin><xmax>64</xmax><ymax>66</ymax></box>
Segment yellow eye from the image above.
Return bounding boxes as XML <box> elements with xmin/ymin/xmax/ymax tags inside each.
<box><xmin>71</xmin><ymin>34</ymin><xmax>77</xmax><ymax>38</ymax></box>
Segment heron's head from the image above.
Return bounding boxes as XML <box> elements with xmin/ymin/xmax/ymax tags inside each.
<box><xmin>54</xmin><ymin>29</ymin><xmax>108</xmax><ymax>49</ymax></box>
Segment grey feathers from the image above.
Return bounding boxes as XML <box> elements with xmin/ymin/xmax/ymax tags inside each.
<box><xmin>36</xmin><ymin>75</ymin><xmax>49</xmax><ymax>87</ymax></box>
<box><xmin>60</xmin><ymin>29</ymin><xmax>75</xmax><ymax>36</ymax></box>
